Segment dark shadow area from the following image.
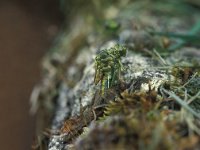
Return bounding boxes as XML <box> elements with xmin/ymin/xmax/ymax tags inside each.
<box><xmin>0</xmin><ymin>0</ymin><xmax>63</xmax><ymax>149</ymax></box>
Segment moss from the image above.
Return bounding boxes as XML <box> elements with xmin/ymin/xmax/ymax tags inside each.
<box><xmin>33</xmin><ymin>0</ymin><xmax>200</xmax><ymax>149</ymax></box>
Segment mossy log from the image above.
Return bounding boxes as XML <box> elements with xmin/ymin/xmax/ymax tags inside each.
<box><xmin>31</xmin><ymin>1</ymin><xmax>200</xmax><ymax>150</ymax></box>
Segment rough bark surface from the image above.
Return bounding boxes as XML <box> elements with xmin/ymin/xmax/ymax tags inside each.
<box><xmin>31</xmin><ymin>1</ymin><xmax>200</xmax><ymax>150</ymax></box>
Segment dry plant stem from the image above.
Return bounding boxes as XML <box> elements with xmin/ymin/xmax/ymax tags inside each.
<box><xmin>162</xmin><ymin>89</ymin><xmax>200</xmax><ymax>120</ymax></box>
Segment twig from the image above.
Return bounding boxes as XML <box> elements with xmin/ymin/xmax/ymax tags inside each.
<box><xmin>162</xmin><ymin>89</ymin><xmax>200</xmax><ymax>120</ymax></box>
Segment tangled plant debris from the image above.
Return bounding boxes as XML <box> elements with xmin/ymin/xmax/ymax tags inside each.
<box><xmin>31</xmin><ymin>0</ymin><xmax>200</xmax><ymax>150</ymax></box>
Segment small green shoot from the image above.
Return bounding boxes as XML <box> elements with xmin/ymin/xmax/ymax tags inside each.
<box><xmin>94</xmin><ymin>44</ymin><xmax>127</xmax><ymax>95</ymax></box>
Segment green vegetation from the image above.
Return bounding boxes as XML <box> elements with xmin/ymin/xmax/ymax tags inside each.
<box><xmin>32</xmin><ymin>0</ymin><xmax>200</xmax><ymax>150</ymax></box>
<box><xmin>94</xmin><ymin>44</ymin><xmax>127</xmax><ymax>95</ymax></box>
